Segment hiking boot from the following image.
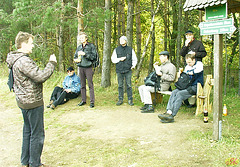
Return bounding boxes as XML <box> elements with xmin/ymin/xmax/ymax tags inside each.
<box><xmin>141</xmin><ymin>105</ymin><xmax>154</xmax><ymax>113</ymax></box>
<box><xmin>160</xmin><ymin>119</ymin><xmax>174</xmax><ymax>123</ymax></box>
<box><xmin>140</xmin><ymin>104</ymin><xmax>148</xmax><ymax>110</ymax></box>
<box><xmin>158</xmin><ymin>113</ymin><xmax>174</xmax><ymax>120</ymax></box>
<box><xmin>116</xmin><ymin>100</ymin><xmax>123</xmax><ymax>106</ymax></box>
<box><xmin>50</xmin><ymin>104</ymin><xmax>55</xmax><ymax>110</ymax></box>
<box><xmin>128</xmin><ymin>100</ymin><xmax>134</xmax><ymax>106</ymax></box>
<box><xmin>46</xmin><ymin>100</ymin><xmax>54</xmax><ymax>108</ymax></box>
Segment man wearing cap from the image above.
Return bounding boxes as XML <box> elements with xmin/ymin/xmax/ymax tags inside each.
<box><xmin>111</xmin><ymin>36</ymin><xmax>138</xmax><ymax>106</ymax></box>
<box><xmin>46</xmin><ymin>67</ymin><xmax>81</xmax><ymax>109</ymax></box>
<box><xmin>139</xmin><ymin>51</ymin><xmax>176</xmax><ymax>113</ymax></box>
<box><xmin>180</xmin><ymin>30</ymin><xmax>207</xmax><ymax>62</ymax></box>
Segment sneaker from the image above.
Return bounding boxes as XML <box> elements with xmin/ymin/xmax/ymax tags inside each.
<box><xmin>141</xmin><ymin>106</ymin><xmax>154</xmax><ymax>113</ymax></box>
<box><xmin>128</xmin><ymin>100</ymin><xmax>134</xmax><ymax>106</ymax></box>
<box><xmin>50</xmin><ymin>104</ymin><xmax>55</xmax><ymax>110</ymax></box>
<box><xmin>140</xmin><ymin>104</ymin><xmax>148</xmax><ymax>110</ymax></box>
<box><xmin>158</xmin><ymin>113</ymin><xmax>174</xmax><ymax>120</ymax></box>
<box><xmin>78</xmin><ymin>101</ymin><xmax>86</xmax><ymax>106</ymax></box>
<box><xmin>90</xmin><ymin>103</ymin><xmax>94</xmax><ymax>108</ymax></box>
<box><xmin>116</xmin><ymin>100</ymin><xmax>123</xmax><ymax>106</ymax></box>
<box><xmin>160</xmin><ymin>119</ymin><xmax>174</xmax><ymax>123</ymax></box>
<box><xmin>46</xmin><ymin>100</ymin><xmax>54</xmax><ymax>108</ymax></box>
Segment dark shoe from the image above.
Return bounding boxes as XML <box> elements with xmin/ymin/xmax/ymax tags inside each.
<box><xmin>50</xmin><ymin>104</ymin><xmax>55</xmax><ymax>110</ymax></box>
<box><xmin>90</xmin><ymin>103</ymin><xmax>94</xmax><ymax>108</ymax></box>
<box><xmin>116</xmin><ymin>100</ymin><xmax>123</xmax><ymax>106</ymax></box>
<box><xmin>158</xmin><ymin>113</ymin><xmax>174</xmax><ymax>120</ymax></box>
<box><xmin>78</xmin><ymin>101</ymin><xmax>86</xmax><ymax>106</ymax></box>
<box><xmin>46</xmin><ymin>100</ymin><xmax>54</xmax><ymax>108</ymax></box>
<box><xmin>160</xmin><ymin>119</ymin><xmax>174</xmax><ymax>123</ymax></box>
<box><xmin>187</xmin><ymin>104</ymin><xmax>196</xmax><ymax>108</ymax></box>
<box><xmin>141</xmin><ymin>105</ymin><xmax>154</xmax><ymax>113</ymax></box>
<box><xmin>128</xmin><ymin>100</ymin><xmax>134</xmax><ymax>106</ymax></box>
<box><xmin>140</xmin><ymin>104</ymin><xmax>148</xmax><ymax>110</ymax></box>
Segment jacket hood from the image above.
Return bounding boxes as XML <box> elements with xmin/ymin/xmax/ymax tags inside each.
<box><xmin>6</xmin><ymin>51</ymin><xmax>28</xmax><ymax>68</ymax></box>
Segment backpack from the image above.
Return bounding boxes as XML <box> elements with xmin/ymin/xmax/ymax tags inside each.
<box><xmin>174</xmin><ymin>72</ymin><xmax>193</xmax><ymax>90</ymax></box>
<box><xmin>144</xmin><ymin>71</ymin><xmax>161</xmax><ymax>90</ymax></box>
<box><xmin>7</xmin><ymin>68</ymin><xmax>14</xmax><ymax>91</ymax></box>
<box><xmin>92</xmin><ymin>52</ymin><xmax>100</xmax><ymax>68</ymax></box>
<box><xmin>7</xmin><ymin>55</ymin><xmax>25</xmax><ymax>92</ymax></box>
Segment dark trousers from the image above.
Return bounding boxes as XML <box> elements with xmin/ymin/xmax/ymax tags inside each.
<box><xmin>20</xmin><ymin>105</ymin><xmax>44</xmax><ymax>167</ymax></box>
<box><xmin>50</xmin><ymin>86</ymin><xmax>79</xmax><ymax>107</ymax></box>
<box><xmin>117</xmin><ymin>70</ymin><xmax>133</xmax><ymax>101</ymax></box>
<box><xmin>78</xmin><ymin>67</ymin><xmax>95</xmax><ymax>103</ymax></box>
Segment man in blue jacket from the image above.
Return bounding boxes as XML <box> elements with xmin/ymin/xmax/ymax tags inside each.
<box><xmin>47</xmin><ymin>67</ymin><xmax>81</xmax><ymax>109</ymax></box>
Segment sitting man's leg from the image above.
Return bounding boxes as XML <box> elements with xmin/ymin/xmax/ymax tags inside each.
<box><xmin>158</xmin><ymin>89</ymin><xmax>192</xmax><ymax>123</ymax></box>
<box><xmin>140</xmin><ymin>85</ymin><xmax>155</xmax><ymax>113</ymax></box>
<box><xmin>47</xmin><ymin>86</ymin><xmax>63</xmax><ymax>108</ymax></box>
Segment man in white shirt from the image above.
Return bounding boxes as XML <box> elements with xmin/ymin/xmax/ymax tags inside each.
<box><xmin>111</xmin><ymin>36</ymin><xmax>138</xmax><ymax>106</ymax></box>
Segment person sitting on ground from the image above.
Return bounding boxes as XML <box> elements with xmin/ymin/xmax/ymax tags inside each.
<box><xmin>139</xmin><ymin>51</ymin><xmax>176</xmax><ymax>113</ymax></box>
<box><xmin>158</xmin><ymin>54</ymin><xmax>204</xmax><ymax>123</ymax></box>
<box><xmin>47</xmin><ymin>67</ymin><xmax>81</xmax><ymax>109</ymax></box>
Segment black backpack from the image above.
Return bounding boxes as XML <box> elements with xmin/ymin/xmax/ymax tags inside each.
<box><xmin>92</xmin><ymin>52</ymin><xmax>100</xmax><ymax>68</ymax></box>
<box><xmin>144</xmin><ymin>71</ymin><xmax>161</xmax><ymax>90</ymax></box>
<box><xmin>7</xmin><ymin>55</ymin><xmax>25</xmax><ymax>92</ymax></box>
<box><xmin>174</xmin><ymin>72</ymin><xmax>193</xmax><ymax>90</ymax></box>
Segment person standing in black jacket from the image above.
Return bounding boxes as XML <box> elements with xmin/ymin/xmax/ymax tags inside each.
<box><xmin>180</xmin><ymin>30</ymin><xmax>207</xmax><ymax>62</ymax></box>
<box><xmin>74</xmin><ymin>32</ymin><xmax>97</xmax><ymax>108</ymax></box>
<box><xmin>111</xmin><ymin>36</ymin><xmax>138</xmax><ymax>106</ymax></box>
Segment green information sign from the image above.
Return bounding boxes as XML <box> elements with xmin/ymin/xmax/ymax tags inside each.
<box><xmin>205</xmin><ymin>3</ymin><xmax>227</xmax><ymax>20</ymax></box>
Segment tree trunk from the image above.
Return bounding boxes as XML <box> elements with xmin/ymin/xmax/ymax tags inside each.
<box><xmin>134</xmin><ymin>0</ymin><xmax>161</xmax><ymax>79</ymax></box>
<box><xmin>148</xmin><ymin>0</ymin><xmax>155</xmax><ymax>74</ymax></box>
<box><xmin>135</xmin><ymin>0</ymin><xmax>141</xmax><ymax>60</ymax></box>
<box><xmin>77</xmin><ymin>0</ymin><xmax>84</xmax><ymax>46</ymax></box>
<box><xmin>121</xmin><ymin>0</ymin><xmax>126</xmax><ymax>35</ymax></box>
<box><xmin>169</xmin><ymin>0</ymin><xmax>178</xmax><ymax>62</ymax></box>
<box><xmin>176</xmin><ymin>0</ymin><xmax>182</xmax><ymax>69</ymax></box>
<box><xmin>101</xmin><ymin>0</ymin><xmax>112</xmax><ymax>88</ymax></box>
<box><xmin>117</xmin><ymin>0</ymin><xmax>122</xmax><ymax>39</ymax></box>
<box><xmin>164</xmin><ymin>0</ymin><xmax>168</xmax><ymax>51</ymax></box>
<box><xmin>58</xmin><ymin>0</ymin><xmax>65</xmax><ymax>72</ymax></box>
<box><xmin>126</xmin><ymin>0</ymin><xmax>134</xmax><ymax>47</ymax></box>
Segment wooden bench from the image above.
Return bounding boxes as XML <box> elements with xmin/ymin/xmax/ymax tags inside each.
<box><xmin>151</xmin><ymin>74</ymin><xmax>214</xmax><ymax>116</ymax></box>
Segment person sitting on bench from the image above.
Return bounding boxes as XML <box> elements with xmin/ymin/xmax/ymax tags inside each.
<box><xmin>158</xmin><ymin>54</ymin><xmax>203</xmax><ymax>123</ymax></box>
<box><xmin>47</xmin><ymin>67</ymin><xmax>81</xmax><ymax>109</ymax></box>
<box><xmin>138</xmin><ymin>51</ymin><xmax>176</xmax><ymax>113</ymax></box>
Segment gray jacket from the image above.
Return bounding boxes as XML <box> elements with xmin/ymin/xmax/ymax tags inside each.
<box><xmin>158</xmin><ymin>60</ymin><xmax>176</xmax><ymax>91</ymax></box>
<box><xmin>6</xmin><ymin>51</ymin><xmax>56</xmax><ymax>109</ymax></box>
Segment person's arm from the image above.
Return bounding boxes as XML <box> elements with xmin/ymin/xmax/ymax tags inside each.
<box><xmin>195</xmin><ymin>41</ymin><xmax>207</xmax><ymax>59</ymax></box>
<box><xmin>111</xmin><ymin>49</ymin><xmax>125</xmax><ymax>64</ymax></box>
<box><xmin>131</xmin><ymin>49</ymin><xmax>137</xmax><ymax>69</ymax></box>
<box><xmin>19</xmin><ymin>55</ymin><xmax>56</xmax><ymax>83</ymax></box>
<box><xmin>180</xmin><ymin>44</ymin><xmax>189</xmax><ymax>57</ymax></box>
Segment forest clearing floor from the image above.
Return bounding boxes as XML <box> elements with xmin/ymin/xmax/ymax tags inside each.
<box><xmin>0</xmin><ymin>96</ymin><xmax>218</xmax><ymax>167</ymax></box>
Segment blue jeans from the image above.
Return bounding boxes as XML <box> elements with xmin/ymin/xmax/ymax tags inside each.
<box><xmin>20</xmin><ymin>105</ymin><xmax>45</xmax><ymax>167</ymax></box>
<box><xmin>117</xmin><ymin>70</ymin><xmax>133</xmax><ymax>101</ymax></box>
<box><xmin>167</xmin><ymin>89</ymin><xmax>193</xmax><ymax>116</ymax></box>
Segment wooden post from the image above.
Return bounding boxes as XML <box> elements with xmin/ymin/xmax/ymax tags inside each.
<box><xmin>213</xmin><ymin>34</ymin><xmax>223</xmax><ymax>141</ymax></box>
